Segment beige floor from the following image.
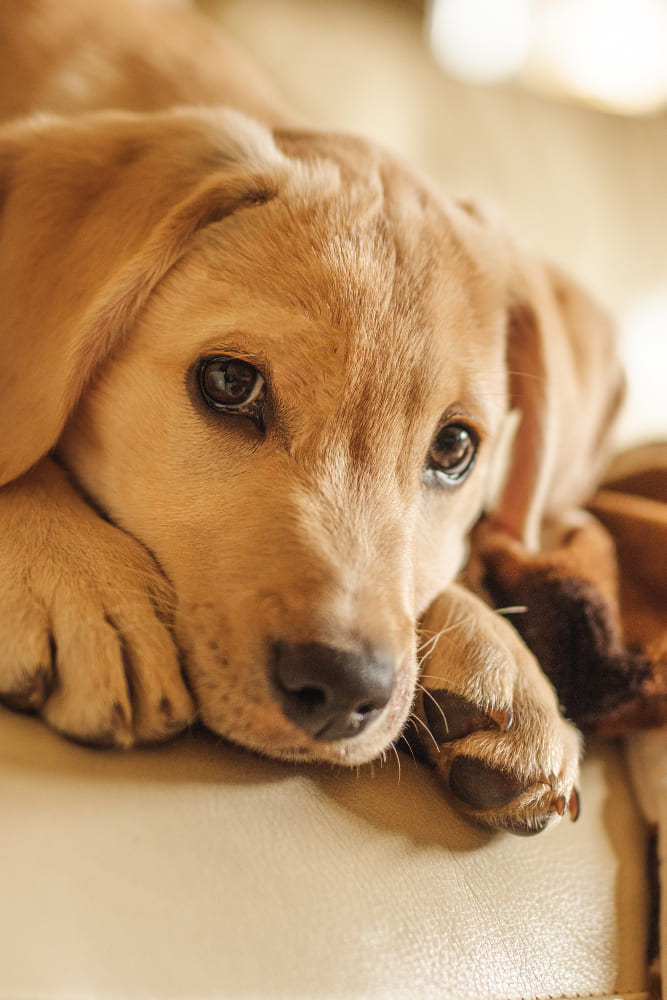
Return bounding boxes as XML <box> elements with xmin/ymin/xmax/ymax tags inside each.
<box><xmin>201</xmin><ymin>0</ymin><xmax>667</xmax><ymax>446</ymax></box>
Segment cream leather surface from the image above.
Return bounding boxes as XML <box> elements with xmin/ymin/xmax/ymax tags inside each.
<box><xmin>0</xmin><ymin>710</ymin><xmax>649</xmax><ymax>999</ymax></box>
<box><xmin>2</xmin><ymin>1</ymin><xmax>664</xmax><ymax>997</ymax></box>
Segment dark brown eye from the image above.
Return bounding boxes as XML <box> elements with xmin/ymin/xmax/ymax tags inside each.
<box><xmin>199</xmin><ymin>356</ymin><xmax>266</xmax><ymax>418</ymax></box>
<box><xmin>428</xmin><ymin>422</ymin><xmax>478</xmax><ymax>484</ymax></box>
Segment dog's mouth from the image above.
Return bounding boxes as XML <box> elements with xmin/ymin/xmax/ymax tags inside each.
<box><xmin>252</xmin><ymin>667</ymin><xmax>415</xmax><ymax>767</ymax></box>
<box><xmin>180</xmin><ymin>623</ymin><xmax>417</xmax><ymax>767</ymax></box>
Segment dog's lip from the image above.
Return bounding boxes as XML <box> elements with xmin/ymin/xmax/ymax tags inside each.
<box><xmin>197</xmin><ymin>671</ymin><xmax>415</xmax><ymax>766</ymax></box>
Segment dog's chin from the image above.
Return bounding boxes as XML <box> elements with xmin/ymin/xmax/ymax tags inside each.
<box><xmin>198</xmin><ymin>694</ymin><xmax>414</xmax><ymax>768</ymax></box>
<box><xmin>229</xmin><ymin>729</ymin><xmax>403</xmax><ymax>768</ymax></box>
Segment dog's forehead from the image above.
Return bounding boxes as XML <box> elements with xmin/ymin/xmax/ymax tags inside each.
<box><xmin>196</xmin><ymin>149</ymin><xmax>499</xmax><ymax>365</ymax></box>
<box><xmin>168</xmin><ymin>139</ymin><xmax>507</xmax><ymax>460</ymax></box>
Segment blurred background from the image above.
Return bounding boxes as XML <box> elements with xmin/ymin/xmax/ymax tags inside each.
<box><xmin>197</xmin><ymin>0</ymin><xmax>666</xmax><ymax>447</ymax></box>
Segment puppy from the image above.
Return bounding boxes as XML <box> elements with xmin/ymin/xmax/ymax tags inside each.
<box><xmin>0</xmin><ymin>0</ymin><xmax>623</xmax><ymax>832</ymax></box>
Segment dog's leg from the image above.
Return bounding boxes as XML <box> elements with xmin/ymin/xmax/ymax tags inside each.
<box><xmin>0</xmin><ymin>458</ymin><xmax>195</xmax><ymax>745</ymax></box>
<box><xmin>411</xmin><ymin>584</ymin><xmax>581</xmax><ymax>835</ymax></box>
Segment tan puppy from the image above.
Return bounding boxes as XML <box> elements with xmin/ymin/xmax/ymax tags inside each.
<box><xmin>0</xmin><ymin>0</ymin><xmax>622</xmax><ymax>832</ymax></box>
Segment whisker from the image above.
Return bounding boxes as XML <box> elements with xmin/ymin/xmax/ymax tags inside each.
<box><xmin>397</xmin><ymin>734</ymin><xmax>418</xmax><ymax>767</ymax></box>
<box><xmin>417</xmin><ymin>682</ymin><xmax>449</xmax><ymax>735</ymax></box>
<box><xmin>417</xmin><ymin>614</ymin><xmax>475</xmax><ymax>659</ymax></box>
<box><xmin>409</xmin><ymin>711</ymin><xmax>440</xmax><ymax>753</ymax></box>
<box><xmin>418</xmin><ymin>673</ymin><xmax>459</xmax><ymax>684</ymax></box>
<box><xmin>390</xmin><ymin>741</ymin><xmax>402</xmax><ymax>783</ymax></box>
<box><xmin>504</xmin><ymin>368</ymin><xmax>547</xmax><ymax>384</ymax></box>
<box><xmin>418</xmin><ymin>617</ymin><xmax>468</xmax><ymax>645</ymax></box>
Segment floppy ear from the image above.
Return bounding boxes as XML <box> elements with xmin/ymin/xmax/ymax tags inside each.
<box><xmin>0</xmin><ymin>107</ymin><xmax>284</xmax><ymax>487</ymax></box>
<box><xmin>456</xmin><ymin>206</ymin><xmax>639</xmax><ymax>728</ymax></box>
<box><xmin>465</xmin><ymin>203</ymin><xmax>625</xmax><ymax>551</ymax></box>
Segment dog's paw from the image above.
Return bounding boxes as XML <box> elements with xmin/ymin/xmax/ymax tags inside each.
<box><xmin>0</xmin><ymin>462</ymin><xmax>195</xmax><ymax>746</ymax></box>
<box><xmin>410</xmin><ymin>585</ymin><xmax>581</xmax><ymax>835</ymax></box>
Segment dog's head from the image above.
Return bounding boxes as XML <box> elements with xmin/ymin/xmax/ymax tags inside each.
<box><xmin>0</xmin><ymin>108</ymin><xmax>622</xmax><ymax>763</ymax></box>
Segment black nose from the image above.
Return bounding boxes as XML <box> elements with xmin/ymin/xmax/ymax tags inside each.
<box><xmin>272</xmin><ymin>640</ymin><xmax>396</xmax><ymax>741</ymax></box>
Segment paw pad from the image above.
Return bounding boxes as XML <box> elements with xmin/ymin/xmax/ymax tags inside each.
<box><xmin>448</xmin><ymin>756</ymin><xmax>524</xmax><ymax>809</ymax></box>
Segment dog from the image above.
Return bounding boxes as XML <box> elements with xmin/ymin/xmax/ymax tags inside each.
<box><xmin>0</xmin><ymin>0</ymin><xmax>623</xmax><ymax>833</ymax></box>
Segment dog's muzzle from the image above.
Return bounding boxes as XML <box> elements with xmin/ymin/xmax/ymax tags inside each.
<box><xmin>271</xmin><ymin>640</ymin><xmax>396</xmax><ymax>741</ymax></box>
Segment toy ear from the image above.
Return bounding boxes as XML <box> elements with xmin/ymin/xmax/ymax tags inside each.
<box><xmin>465</xmin><ymin>203</ymin><xmax>625</xmax><ymax>551</ymax></box>
<box><xmin>0</xmin><ymin>107</ymin><xmax>283</xmax><ymax>487</ymax></box>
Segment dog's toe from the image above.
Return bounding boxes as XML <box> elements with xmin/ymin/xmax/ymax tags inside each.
<box><xmin>40</xmin><ymin>588</ymin><xmax>196</xmax><ymax>748</ymax></box>
<box><xmin>41</xmin><ymin>607</ymin><xmax>136</xmax><ymax>747</ymax></box>
<box><xmin>422</xmin><ymin>689</ymin><xmax>513</xmax><ymax>742</ymax></box>
<box><xmin>1</xmin><ymin>666</ymin><xmax>55</xmax><ymax>713</ymax></box>
<box><xmin>119</xmin><ymin>614</ymin><xmax>196</xmax><ymax>744</ymax></box>
<box><xmin>0</xmin><ymin>590</ymin><xmax>55</xmax><ymax>713</ymax></box>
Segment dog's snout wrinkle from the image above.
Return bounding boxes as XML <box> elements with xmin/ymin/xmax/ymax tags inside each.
<box><xmin>271</xmin><ymin>640</ymin><xmax>395</xmax><ymax>741</ymax></box>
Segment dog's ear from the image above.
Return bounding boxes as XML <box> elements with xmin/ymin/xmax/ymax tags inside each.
<box><xmin>0</xmin><ymin>108</ymin><xmax>284</xmax><ymax>487</ymax></box>
<box><xmin>461</xmin><ymin>202</ymin><xmax>625</xmax><ymax>550</ymax></box>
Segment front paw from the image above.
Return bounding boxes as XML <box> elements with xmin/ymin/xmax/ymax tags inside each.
<box><xmin>0</xmin><ymin>463</ymin><xmax>195</xmax><ymax>746</ymax></box>
<box><xmin>411</xmin><ymin>585</ymin><xmax>581</xmax><ymax>835</ymax></box>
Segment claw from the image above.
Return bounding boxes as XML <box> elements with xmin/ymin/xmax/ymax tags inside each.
<box><xmin>568</xmin><ymin>787</ymin><xmax>581</xmax><ymax>822</ymax></box>
<box><xmin>553</xmin><ymin>794</ymin><xmax>567</xmax><ymax>816</ymax></box>
<box><xmin>537</xmin><ymin>772</ymin><xmax>559</xmax><ymax>793</ymax></box>
<box><xmin>488</xmin><ymin>707</ymin><xmax>513</xmax><ymax>732</ymax></box>
<box><xmin>159</xmin><ymin>696</ymin><xmax>174</xmax><ymax>719</ymax></box>
<box><xmin>110</xmin><ymin>701</ymin><xmax>133</xmax><ymax>746</ymax></box>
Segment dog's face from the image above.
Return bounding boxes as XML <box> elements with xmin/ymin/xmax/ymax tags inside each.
<box><xmin>52</xmin><ymin>125</ymin><xmax>508</xmax><ymax>764</ymax></box>
<box><xmin>4</xmin><ymin>109</ymin><xmax>616</xmax><ymax>767</ymax></box>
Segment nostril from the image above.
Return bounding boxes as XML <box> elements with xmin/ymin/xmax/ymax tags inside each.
<box><xmin>289</xmin><ymin>685</ymin><xmax>328</xmax><ymax>710</ymax></box>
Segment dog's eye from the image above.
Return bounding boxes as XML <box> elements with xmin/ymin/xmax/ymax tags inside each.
<box><xmin>199</xmin><ymin>356</ymin><xmax>266</xmax><ymax>419</ymax></box>
<box><xmin>427</xmin><ymin>422</ymin><xmax>478</xmax><ymax>483</ymax></box>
